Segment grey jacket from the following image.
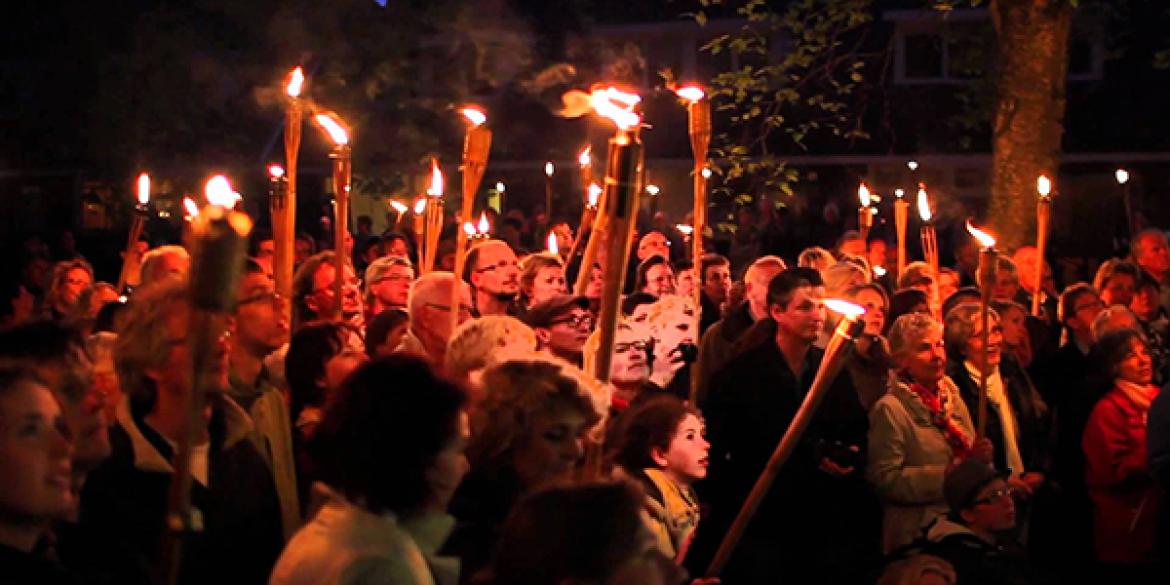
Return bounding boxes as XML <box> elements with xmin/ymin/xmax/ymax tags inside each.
<box><xmin>867</xmin><ymin>375</ymin><xmax>975</xmax><ymax>553</ymax></box>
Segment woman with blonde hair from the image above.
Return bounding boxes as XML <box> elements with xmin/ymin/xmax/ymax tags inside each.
<box><xmin>43</xmin><ymin>258</ymin><xmax>93</xmax><ymax>321</ymax></box>
<box><xmin>446</xmin><ymin>356</ymin><xmax>603</xmax><ymax>579</ymax></box>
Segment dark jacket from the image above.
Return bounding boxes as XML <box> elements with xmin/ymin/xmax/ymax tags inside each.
<box><xmin>695</xmin><ymin>302</ymin><xmax>756</xmax><ymax>408</ymax></box>
<box><xmin>948</xmin><ymin>357</ymin><xmax>1050</xmax><ymax>476</ymax></box>
<box><xmin>699</xmin><ymin>290</ymin><xmax>722</xmax><ymax>336</ymax></box>
<box><xmin>442</xmin><ymin>466</ymin><xmax>525</xmax><ymax>584</ymax></box>
<box><xmin>690</xmin><ymin>332</ymin><xmax>878</xmax><ymax>582</ymax></box>
<box><xmin>0</xmin><ymin>543</ymin><xmax>79</xmax><ymax>585</ymax></box>
<box><xmin>80</xmin><ymin>398</ymin><xmax>284</xmax><ymax>585</ymax></box>
<box><xmin>1149</xmin><ymin>382</ymin><xmax>1170</xmax><ymax>564</ymax></box>
<box><xmin>923</xmin><ymin>517</ymin><xmax>1037</xmax><ymax>585</ymax></box>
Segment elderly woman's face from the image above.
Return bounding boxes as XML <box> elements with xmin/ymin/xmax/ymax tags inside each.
<box><xmin>896</xmin><ymin>325</ymin><xmax>947</xmax><ymax>387</ymax></box>
<box><xmin>962</xmin><ymin>315</ymin><xmax>1003</xmax><ymax>369</ymax></box>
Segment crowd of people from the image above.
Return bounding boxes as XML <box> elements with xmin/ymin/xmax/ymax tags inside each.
<box><xmin>2</xmin><ymin>203</ymin><xmax>1170</xmax><ymax>585</ymax></box>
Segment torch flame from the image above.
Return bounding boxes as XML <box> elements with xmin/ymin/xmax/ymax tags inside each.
<box><xmin>966</xmin><ymin>220</ymin><xmax>997</xmax><ymax>249</ymax></box>
<box><xmin>413</xmin><ymin>198</ymin><xmax>426</xmax><ymax>214</ymax></box>
<box><xmin>205</xmin><ymin>175</ymin><xmax>237</xmax><ymax>208</ymax></box>
<box><xmin>675</xmin><ymin>224</ymin><xmax>694</xmax><ymax>236</ymax></box>
<box><xmin>675</xmin><ymin>85</ymin><xmax>705</xmax><ymax>103</ymax></box>
<box><xmin>824</xmin><ymin>298</ymin><xmax>866</xmax><ymax>319</ymax></box>
<box><xmin>389</xmin><ymin>200</ymin><xmax>407</xmax><ymax>214</ymax></box>
<box><xmin>916</xmin><ymin>185</ymin><xmax>932</xmax><ymax>222</ymax></box>
<box><xmin>314</xmin><ymin>113</ymin><xmax>349</xmax><ymax>146</ymax></box>
<box><xmin>136</xmin><ymin>173</ymin><xmax>151</xmax><ymax>206</ymax></box>
<box><xmin>858</xmin><ymin>183</ymin><xmax>871</xmax><ymax>207</ymax></box>
<box><xmin>268</xmin><ymin>165</ymin><xmax>285</xmax><ymax>179</ymax></box>
<box><xmin>427</xmin><ymin>159</ymin><xmax>444</xmax><ymax>197</ymax></box>
<box><xmin>183</xmin><ymin>197</ymin><xmax>199</xmax><ymax>219</ymax></box>
<box><xmin>545</xmin><ymin>161</ymin><xmax>554</xmax><ymax>177</ymax></box>
<box><xmin>701</xmin><ymin>167</ymin><xmax>712</xmax><ymax>179</ymax></box>
<box><xmin>460</xmin><ymin>106</ymin><xmax>487</xmax><ymax>127</ymax></box>
<box><xmin>463</xmin><ymin>222</ymin><xmax>476</xmax><ymax>237</ymax></box>
<box><xmin>1037</xmin><ymin>175</ymin><xmax>1052</xmax><ymax>198</ymax></box>
<box><xmin>477</xmin><ymin>212</ymin><xmax>490</xmax><ymax>234</ymax></box>
<box><xmin>894</xmin><ymin>188</ymin><xmax>905</xmax><ymax>199</ymax></box>
<box><xmin>587</xmin><ymin>183</ymin><xmax>601</xmax><ymax>207</ymax></box>
<box><xmin>590</xmin><ymin>86</ymin><xmax>642</xmax><ymax>131</ymax></box>
<box><xmin>873</xmin><ymin>265</ymin><xmax>888</xmax><ymax>277</ymax></box>
<box><xmin>1115</xmin><ymin>168</ymin><xmax>1130</xmax><ymax>185</ymax></box>
<box><xmin>547</xmin><ymin>231</ymin><xmax>559</xmax><ymax>254</ymax></box>
<box><xmin>286</xmin><ymin>67</ymin><xmax>304</xmax><ymax>98</ymax></box>
<box><xmin>578</xmin><ymin>146</ymin><xmax>591</xmax><ymax>167</ymax></box>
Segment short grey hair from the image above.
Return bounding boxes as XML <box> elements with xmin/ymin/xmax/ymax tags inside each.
<box><xmin>887</xmin><ymin>313</ymin><xmax>943</xmax><ymax>358</ymax></box>
<box><xmin>1091</xmin><ymin>304</ymin><xmax>1141</xmax><ymax>342</ymax></box>
<box><xmin>943</xmin><ymin>303</ymin><xmax>1000</xmax><ymax>361</ymax></box>
<box><xmin>139</xmin><ymin>245</ymin><xmax>190</xmax><ymax>287</ymax></box>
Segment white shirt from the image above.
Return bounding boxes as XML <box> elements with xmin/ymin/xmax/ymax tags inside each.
<box><xmin>965</xmin><ymin>361</ymin><xmax>1025</xmax><ymax>476</ymax></box>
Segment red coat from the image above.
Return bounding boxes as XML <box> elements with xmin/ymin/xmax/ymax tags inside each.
<box><xmin>1082</xmin><ymin>386</ymin><xmax>1160</xmax><ymax>563</ymax></box>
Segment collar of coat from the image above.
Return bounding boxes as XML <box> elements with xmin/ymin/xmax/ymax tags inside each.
<box><xmin>115</xmin><ymin>394</ymin><xmax>254</xmax><ymax>476</ymax></box>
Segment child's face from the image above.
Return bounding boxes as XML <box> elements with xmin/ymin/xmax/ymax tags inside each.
<box><xmin>658</xmin><ymin>413</ymin><xmax>709</xmax><ymax>484</ymax></box>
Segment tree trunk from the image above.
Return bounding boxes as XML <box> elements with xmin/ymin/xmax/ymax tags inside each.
<box><xmin>988</xmin><ymin>0</ymin><xmax>1074</xmax><ymax>251</ymax></box>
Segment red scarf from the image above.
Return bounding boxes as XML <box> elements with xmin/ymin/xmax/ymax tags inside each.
<box><xmin>907</xmin><ymin>380</ymin><xmax>972</xmax><ymax>458</ymax></box>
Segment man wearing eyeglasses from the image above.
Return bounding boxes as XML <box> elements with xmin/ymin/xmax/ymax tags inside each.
<box><xmin>291</xmin><ymin>251</ymin><xmax>364</xmax><ymax>331</ymax></box>
<box><xmin>465</xmin><ymin>240</ymin><xmax>521</xmax><ymax>317</ymax></box>
<box><xmin>524</xmin><ymin>294</ymin><xmax>592</xmax><ymax>368</ymax></box>
<box><xmin>921</xmin><ymin>459</ymin><xmax>1032</xmax><ymax>584</ymax></box>
<box><xmin>397</xmin><ymin>272</ymin><xmax>473</xmax><ymax>369</ymax></box>
<box><xmin>364</xmin><ymin>255</ymin><xmax>414</xmax><ymax>319</ymax></box>
<box><xmin>228</xmin><ymin>258</ymin><xmax>298</xmax><ymax>539</ymax></box>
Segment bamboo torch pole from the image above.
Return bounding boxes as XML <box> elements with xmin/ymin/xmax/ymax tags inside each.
<box><xmin>590</xmin><ymin>88</ymin><xmax>644</xmax><ymax>382</ymax></box>
<box><xmin>677</xmin><ymin>85</ymin><xmax>710</xmax><ymax>404</ymax></box>
<box><xmin>917</xmin><ymin>185</ymin><xmax>941</xmax><ymax>317</ymax></box>
<box><xmin>894</xmin><ymin>189</ymin><xmax>908</xmax><ymax>282</ymax></box>
<box><xmin>275</xmin><ymin>66</ymin><xmax>304</xmax><ymax>318</ymax></box>
<box><xmin>313</xmin><ymin>113</ymin><xmax>351</xmax><ymax>318</ymax></box>
<box><xmin>423</xmin><ymin>159</ymin><xmax>445</xmax><ymax>274</ymax></box>
<box><xmin>161</xmin><ymin>175</ymin><xmax>252</xmax><ymax>585</ymax></box>
<box><xmin>857</xmin><ymin>182</ymin><xmax>873</xmax><ymax>243</ymax></box>
<box><xmin>116</xmin><ymin>173</ymin><xmax>151</xmax><ymax>294</ymax></box>
<box><xmin>704</xmin><ymin>300</ymin><xmax>866</xmax><ymax>578</ymax></box>
<box><xmin>967</xmin><ymin>220</ymin><xmax>999</xmax><ymax>438</ymax></box>
<box><xmin>451</xmin><ymin>107</ymin><xmax>492</xmax><ymax>331</ymax></box>
<box><xmin>1032</xmin><ymin>175</ymin><xmax>1053</xmax><ymax>317</ymax></box>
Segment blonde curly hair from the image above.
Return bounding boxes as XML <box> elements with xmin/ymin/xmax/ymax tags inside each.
<box><xmin>445</xmin><ymin>315</ymin><xmax>538</xmax><ymax>380</ymax></box>
<box><xmin>468</xmin><ymin>355</ymin><xmax>604</xmax><ymax>472</ymax></box>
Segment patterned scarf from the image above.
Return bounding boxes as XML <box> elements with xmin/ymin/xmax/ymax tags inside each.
<box><xmin>905</xmin><ymin>378</ymin><xmax>972</xmax><ymax>458</ymax></box>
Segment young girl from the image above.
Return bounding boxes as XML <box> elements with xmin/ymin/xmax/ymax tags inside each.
<box><xmin>611</xmin><ymin>394</ymin><xmax>709</xmax><ymax>562</ymax></box>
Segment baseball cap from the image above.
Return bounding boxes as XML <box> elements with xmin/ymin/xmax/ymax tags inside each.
<box><xmin>944</xmin><ymin>459</ymin><xmax>1010</xmax><ymax>512</ymax></box>
<box><xmin>524</xmin><ymin>294</ymin><xmax>590</xmax><ymax>329</ymax></box>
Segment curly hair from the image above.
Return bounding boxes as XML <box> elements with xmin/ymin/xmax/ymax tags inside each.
<box><xmin>445</xmin><ymin>315</ymin><xmax>538</xmax><ymax>380</ymax></box>
<box><xmin>888</xmin><ymin>312</ymin><xmax>943</xmax><ymax>358</ymax></box>
<box><xmin>45</xmin><ymin>258</ymin><xmax>94</xmax><ymax>314</ymax></box>
<box><xmin>468</xmin><ymin>356</ymin><xmax>602</xmax><ymax>472</ymax></box>
<box><xmin>489</xmin><ymin>481</ymin><xmax>650</xmax><ymax>585</ymax></box>
<box><xmin>114</xmin><ymin>278</ymin><xmax>187</xmax><ymax>414</ymax></box>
